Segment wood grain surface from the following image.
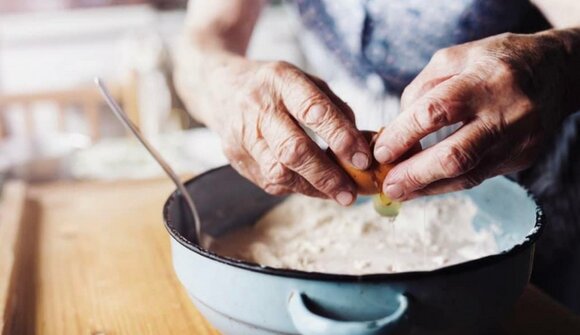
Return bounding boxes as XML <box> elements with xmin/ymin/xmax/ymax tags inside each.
<box><xmin>0</xmin><ymin>182</ymin><xmax>27</xmax><ymax>335</ymax></box>
<box><xmin>501</xmin><ymin>285</ymin><xmax>580</xmax><ymax>335</ymax></box>
<box><xmin>5</xmin><ymin>178</ymin><xmax>219</xmax><ymax>335</ymax></box>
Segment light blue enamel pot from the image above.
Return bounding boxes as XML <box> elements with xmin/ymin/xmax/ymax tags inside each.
<box><xmin>163</xmin><ymin>166</ymin><xmax>543</xmax><ymax>335</ymax></box>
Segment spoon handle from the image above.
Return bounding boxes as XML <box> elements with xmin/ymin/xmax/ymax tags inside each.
<box><xmin>94</xmin><ymin>78</ymin><xmax>201</xmax><ymax>242</ymax></box>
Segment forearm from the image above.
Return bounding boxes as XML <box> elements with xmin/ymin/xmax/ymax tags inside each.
<box><xmin>546</xmin><ymin>27</ymin><xmax>580</xmax><ymax>115</ymax></box>
<box><xmin>505</xmin><ymin>27</ymin><xmax>580</xmax><ymax>127</ymax></box>
<box><xmin>174</xmin><ymin>42</ymin><xmax>250</xmax><ymax>128</ymax></box>
<box><xmin>175</xmin><ymin>0</ymin><xmax>264</xmax><ymax>126</ymax></box>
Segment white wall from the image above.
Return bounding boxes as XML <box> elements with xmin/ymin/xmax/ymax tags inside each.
<box><xmin>0</xmin><ymin>5</ymin><xmax>186</xmax><ymax>94</ymax></box>
<box><xmin>0</xmin><ymin>3</ymin><xmax>303</xmax><ymax>95</ymax></box>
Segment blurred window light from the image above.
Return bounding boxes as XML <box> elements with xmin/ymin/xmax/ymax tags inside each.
<box><xmin>0</xmin><ymin>0</ymin><xmax>187</xmax><ymax>13</ymax></box>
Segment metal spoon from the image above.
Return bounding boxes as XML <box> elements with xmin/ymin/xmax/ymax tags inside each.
<box><xmin>94</xmin><ymin>78</ymin><xmax>201</xmax><ymax>243</ymax></box>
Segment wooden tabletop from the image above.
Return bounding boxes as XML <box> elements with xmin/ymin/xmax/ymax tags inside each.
<box><xmin>1</xmin><ymin>178</ymin><xmax>579</xmax><ymax>335</ymax></box>
<box><xmin>1</xmin><ymin>179</ymin><xmax>219</xmax><ymax>335</ymax></box>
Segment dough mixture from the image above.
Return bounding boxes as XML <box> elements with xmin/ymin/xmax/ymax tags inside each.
<box><xmin>209</xmin><ymin>194</ymin><xmax>499</xmax><ymax>275</ymax></box>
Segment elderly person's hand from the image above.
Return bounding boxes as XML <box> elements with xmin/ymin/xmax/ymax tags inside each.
<box><xmin>215</xmin><ymin>60</ymin><xmax>373</xmax><ymax>204</ymax></box>
<box><xmin>181</xmin><ymin>57</ymin><xmax>372</xmax><ymax>205</ymax></box>
<box><xmin>374</xmin><ymin>30</ymin><xmax>580</xmax><ymax>200</ymax></box>
<box><xmin>176</xmin><ymin>0</ymin><xmax>372</xmax><ymax>205</ymax></box>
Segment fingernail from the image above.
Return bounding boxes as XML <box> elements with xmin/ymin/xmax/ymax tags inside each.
<box><xmin>375</xmin><ymin>146</ymin><xmax>393</xmax><ymax>163</ymax></box>
<box><xmin>336</xmin><ymin>191</ymin><xmax>354</xmax><ymax>206</ymax></box>
<box><xmin>352</xmin><ymin>152</ymin><xmax>369</xmax><ymax>169</ymax></box>
<box><xmin>306</xmin><ymin>104</ymin><xmax>325</xmax><ymax>123</ymax></box>
<box><xmin>384</xmin><ymin>184</ymin><xmax>404</xmax><ymax>200</ymax></box>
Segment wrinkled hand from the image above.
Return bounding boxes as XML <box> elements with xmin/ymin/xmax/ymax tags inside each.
<box><xmin>374</xmin><ymin>32</ymin><xmax>573</xmax><ymax>200</ymax></box>
<box><xmin>205</xmin><ymin>60</ymin><xmax>372</xmax><ymax>205</ymax></box>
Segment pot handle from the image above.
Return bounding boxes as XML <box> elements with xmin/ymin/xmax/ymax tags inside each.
<box><xmin>287</xmin><ymin>290</ymin><xmax>408</xmax><ymax>335</ymax></box>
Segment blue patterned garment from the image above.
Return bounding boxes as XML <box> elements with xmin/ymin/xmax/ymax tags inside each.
<box><xmin>294</xmin><ymin>0</ymin><xmax>547</xmax><ymax>93</ymax></box>
<box><xmin>292</xmin><ymin>0</ymin><xmax>580</xmax><ymax>313</ymax></box>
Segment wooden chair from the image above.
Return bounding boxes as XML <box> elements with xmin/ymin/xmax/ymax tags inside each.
<box><xmin>0</xmin><ymin>79</ymin><xmax>138</xmax><ymax>142</ymax></box>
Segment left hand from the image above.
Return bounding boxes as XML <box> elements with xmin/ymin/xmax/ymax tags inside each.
<box><xmin>373</xmin><ymin>31</ymin><xmax>574</xmax><ymax>200</ymax></box>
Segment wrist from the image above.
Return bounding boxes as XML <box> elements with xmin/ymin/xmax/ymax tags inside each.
<box><xmin>174</xmin><ymin>38</ymin><xmax>255</xmax><ymax>127</ymax></box>
<box><xmin>535</xmin><ymin>28</ymin><xmax>580</xmax><ymax>115</ymax></box>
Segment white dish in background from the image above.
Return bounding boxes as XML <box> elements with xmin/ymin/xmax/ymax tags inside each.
<box><xmin>69</xmin><ymin>128</ymin><xmax>227</xmax><ymax>180</ymax></box>
<box><xmin>0</xmin><ymin>133</ymin><xmax>91</xmax><ymax>182</ymax></box>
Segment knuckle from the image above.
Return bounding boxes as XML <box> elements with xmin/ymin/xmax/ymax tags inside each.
<box><xmin>312</xmin><ymin>172</ymin><xmax>341</xmax><ymax>193</ymax></box>
<box><xmin>237</xmin><ymin>88</ymin><xmax>259</xmax><ymax>106</ymax></box>
<box><xmin>493</xmin><ymin>60</ymin><xmax>516</xmax><ymax>82</ymax></box>
<box><xmin>431</xmin><ymin>48</ymin><xmax>453</xmax><ymax>63</ymax></box>
<box><xmin>499</xmin><ymin>32</ymin><xmax>517</xmax><ymax>42</ymax></box>
<box><xmin>478</xmin><ymin>118</ymin><xmax>504</xmax><ymax>145</ymax></box>
<box><xmin>265</xmin><ymin>162</ymin><xmax>293</xmax><ymax>185</ymax></box>
<box><xmin>277</xmin><ymin>136</ymin><xmax>312</xmax><ymax>168</ymax></box>
<box><xmin>258</xmin><ymin>61</ymin><xmax>297</xmax><ymax>85</ymax></box>
<box><xmin>248</xmin><ymin>89</ymin><xmax>269</xmax><ymax>110</ymax></box>
<box><xmin>236</xmin><ymin>88</ymin><xmax>276</xmax><ymax>120</ymax></box>
<box><xmin>518</xmin><ymin>98</ymin><xmax>535</xmax><ymax>114</ymax></box>
<box><xmin>414</xmin><ymin>98</ymin><xmax>451</xmax><ymax>131</ymax></box>
<box><xmin>436</xmin><ymin>145</ymin><xmax>478</xmax><ymax>177</ymax></box>
<box><xmin>298</xmin><ymin>101</ymin><xmax>330</xmax><ymax>125</ymax></box>
<box><xmin>495</xmin><ymin>58</ymin><xmax>514</xmax><ymax>74</ymax></box>
<box><xmin>400</xmin><ymin>85</ymin><xmax>415</xmax><ymax>109</ymax></box>
<box><xmin>466</xmin><ymin>43</ymin><xmax>488</xmax><ymax>58</ymax></box>
<box><xmin>265</xmin><ymin>60</ymin><xmax>293</xmax><ymax>76</ymax></box>
<box><xmin>327</xmin><ymin>128</ymin><xmax>357</xmax><ymax>155</ymax></box>
<box><xmin>479</xmin><ymin>57</ymin><xmax>518</xmax><ymax>88</ymax></box>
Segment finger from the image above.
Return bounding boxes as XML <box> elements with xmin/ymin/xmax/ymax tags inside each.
<box><xmin>306</xmin><ymin>74</ymin><xmax>356</xmax><ymax>123</ymax></box>
<box><xmin>245</xmin><ymin>138</ymin><xmax>326</xmax><ymax>198</ymax></box>
<box><xmin>400</xmin><ymin>75</ymin><xmax>457</xmax><ymax>111</ymax></box>
<box><xmin>404</xmin><ymin>129</ymin><xmax>542</xmax><ymax>199</ymax></box>
<box><xmin>404</xmin><ymin>169</ymin><xmax>491</xmax><ymax>200</ymax></box>
<box><xmin>400</xmin><ymin>48</ymin><xmax>464</xmax><ymax>110</ymax></box>
<box><xmin>381</xmin><ymin>117</ymin><xmax>502</xmax><ymax>199</ymax></box>
<box><xmin>275</xmin><ymin>66</ymin><xmax>371</xmax><ymax>170</ymax></box>
<box><xmin>260</xmin><ymin>109</ymin><xmax>357</xmax><ymax>206</ymax></box>
<box><xmin>375</xmin><ymin>75</ymin><xmax>478</xmax><ymax>164</ymax></box>
<box><xmin>403</xmin><ymin>154</ymin><xmax>509</xmax><ymax>199</ymax></box>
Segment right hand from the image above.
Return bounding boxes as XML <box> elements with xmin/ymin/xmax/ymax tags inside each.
<box><xmin>197</xmin><ymin>60</ymin><xmax>371</xmax><ymax>205</ymax></box>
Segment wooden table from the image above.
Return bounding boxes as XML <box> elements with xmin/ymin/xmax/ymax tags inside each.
<box><xmin>1</xmin><ymin>179</ymin><xmax>579</xmax><ymax>335</ymax></box>
<box><xmin>0</xmin><ymin>179</ymin><xmax>218</xmax><ymax>335</ymax></box>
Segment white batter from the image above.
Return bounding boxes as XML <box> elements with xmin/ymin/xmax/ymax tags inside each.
<box><xmin>208</xmin><ymin>195</ymin><xmax>499</xmax><ymax>275</ymax></box>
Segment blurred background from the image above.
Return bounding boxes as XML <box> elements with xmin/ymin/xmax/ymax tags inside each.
<box><xmin>0</xmin><ymin>0</ymin><xmax>578</xmax><ymax>186</ymax></box>
<box><xmin>0</xmin><ymin>0</ymin><xmax>302</xmax><ymax>186</ymax></box>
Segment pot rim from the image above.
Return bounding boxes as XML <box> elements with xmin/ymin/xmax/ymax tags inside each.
<box><xmin>163</xmin><ymin>165</ymin><xmax>544</xmax><ymax>282</ymax></box>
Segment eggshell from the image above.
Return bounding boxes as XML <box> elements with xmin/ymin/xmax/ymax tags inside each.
<box><xmin>327</xmin><ymin>130</ymin><xmax>420</xmax><ymax>195</ymax></box>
